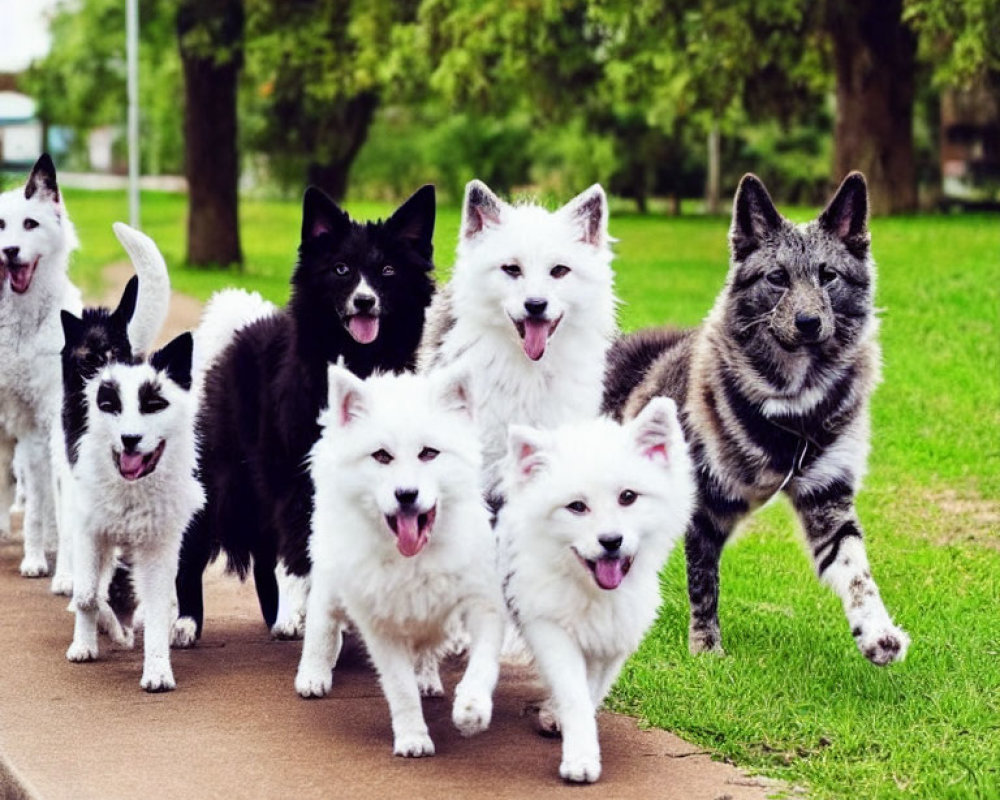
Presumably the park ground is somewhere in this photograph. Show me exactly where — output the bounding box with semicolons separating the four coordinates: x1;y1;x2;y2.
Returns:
51;189;1000;799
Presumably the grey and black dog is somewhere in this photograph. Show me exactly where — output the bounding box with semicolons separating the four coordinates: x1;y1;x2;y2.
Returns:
603;172;909;666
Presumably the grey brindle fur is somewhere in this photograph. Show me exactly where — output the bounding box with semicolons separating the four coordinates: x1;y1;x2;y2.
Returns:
603;172;909;666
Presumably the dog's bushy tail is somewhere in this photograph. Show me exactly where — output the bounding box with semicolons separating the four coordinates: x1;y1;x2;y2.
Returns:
601;328;688;420
112;222;171;354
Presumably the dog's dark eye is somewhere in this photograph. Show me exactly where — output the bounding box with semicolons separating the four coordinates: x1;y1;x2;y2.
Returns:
372;449;393;464
550;264;571;279
382;264;395;277
0;219;5;230
566;500;589;514
819;263;838;285
334;262;350;277
618;489;638;507
140;396;169;414
418;447;439;462
501;264;522;278
96;382;122;415
766;269;790;288
23;218;38;231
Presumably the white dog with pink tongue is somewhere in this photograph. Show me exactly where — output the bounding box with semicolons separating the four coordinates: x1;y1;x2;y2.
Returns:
496;397;696;783
296;365;504;758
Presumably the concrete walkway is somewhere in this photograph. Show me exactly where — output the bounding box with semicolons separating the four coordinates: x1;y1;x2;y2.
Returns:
0;267;781;800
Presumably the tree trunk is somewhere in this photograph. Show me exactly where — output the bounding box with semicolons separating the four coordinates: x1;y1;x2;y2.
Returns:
304;93;378;201
177;0;243;268
827;0;917;214
705;122;721;215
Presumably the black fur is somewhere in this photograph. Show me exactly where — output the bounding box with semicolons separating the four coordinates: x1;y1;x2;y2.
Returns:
176;185;436;638
60;278;138;465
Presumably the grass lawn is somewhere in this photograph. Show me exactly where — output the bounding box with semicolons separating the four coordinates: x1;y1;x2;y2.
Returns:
64;187;999;800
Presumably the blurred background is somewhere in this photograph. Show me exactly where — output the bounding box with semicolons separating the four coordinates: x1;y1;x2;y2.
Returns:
0;0;997;268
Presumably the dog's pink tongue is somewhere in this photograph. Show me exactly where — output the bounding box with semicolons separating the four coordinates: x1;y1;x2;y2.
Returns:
348;315;380;344
395;514;427;557
522;319;549;361
119;452;145;480
594;558;625;590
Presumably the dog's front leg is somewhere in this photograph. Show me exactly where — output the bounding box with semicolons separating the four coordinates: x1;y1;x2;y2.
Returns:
18;433;54;577
587;653;628;710
66;531;107;662
789;479;909;666
521;618;600;783
452;598;503;737
0;430;15;539
295;568;344;698
358;622;433;757
133;542;181;691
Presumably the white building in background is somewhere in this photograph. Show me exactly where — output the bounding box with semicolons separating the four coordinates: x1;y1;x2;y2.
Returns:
0;91;42;168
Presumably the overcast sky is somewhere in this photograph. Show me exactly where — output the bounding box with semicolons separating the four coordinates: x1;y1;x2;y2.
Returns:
0;0;61;74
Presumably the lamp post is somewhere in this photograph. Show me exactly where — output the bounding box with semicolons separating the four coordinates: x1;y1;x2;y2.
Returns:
126;0;139;228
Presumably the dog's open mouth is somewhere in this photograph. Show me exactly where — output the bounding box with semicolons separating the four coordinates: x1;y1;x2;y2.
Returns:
346;313;380;344
114;441;166;481
386;506;437;557
7;258;39;295
574;549;633;591
512;315;562;361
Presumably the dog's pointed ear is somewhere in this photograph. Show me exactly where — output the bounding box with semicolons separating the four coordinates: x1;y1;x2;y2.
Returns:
150;332;194;391
326;364;367;426
301;187;351;244
630;397;682;466
462;180;503;239
111;276;139;328
560;184;608;247
386;185;435;258
819;172;870;258
60;310;84;347
507;425;551;483
25;153;60;203
435;369;473;420
730;174;782;262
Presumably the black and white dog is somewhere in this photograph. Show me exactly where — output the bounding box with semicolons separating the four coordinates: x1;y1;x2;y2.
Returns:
173;185;436;646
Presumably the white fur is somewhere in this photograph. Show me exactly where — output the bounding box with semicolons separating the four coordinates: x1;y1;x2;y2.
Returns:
497;398;696;782
192;288;278;390
50;223;173;596
295;366;504;757
419;181;617;495
66;354;203;691
0;164;82;576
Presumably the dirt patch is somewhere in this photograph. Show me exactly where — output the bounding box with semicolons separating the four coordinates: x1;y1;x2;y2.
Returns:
928;488;1000;549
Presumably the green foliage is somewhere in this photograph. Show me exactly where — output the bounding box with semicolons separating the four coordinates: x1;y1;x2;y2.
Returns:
904;0;1000;88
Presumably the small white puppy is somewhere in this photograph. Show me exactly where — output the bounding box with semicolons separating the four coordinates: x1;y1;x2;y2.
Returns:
497;398;696;783
296;365;504;757
66;333;203;692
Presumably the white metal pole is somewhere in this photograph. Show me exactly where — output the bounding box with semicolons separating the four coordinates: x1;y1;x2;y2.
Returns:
126;0;140;228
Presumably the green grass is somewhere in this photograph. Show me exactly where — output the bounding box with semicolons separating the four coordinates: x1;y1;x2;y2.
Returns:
64;188;1000;800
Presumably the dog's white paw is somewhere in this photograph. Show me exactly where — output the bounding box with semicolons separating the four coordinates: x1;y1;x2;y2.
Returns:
560;751;601;783
50;572;73;596
270;615;305;640
19;553;49;578
66;640;98;662
452;691;492;737
855;622;910;666
170;617;198;649
537;700;561;737
295;667;333;699
417;662;444;698
140;666;176;693
393;732;435;758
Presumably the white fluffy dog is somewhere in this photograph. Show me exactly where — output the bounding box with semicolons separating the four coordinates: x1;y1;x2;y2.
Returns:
0;155;82;575
67;333;203;692
296;365;504;757
419;180;617;499
497;397;696;783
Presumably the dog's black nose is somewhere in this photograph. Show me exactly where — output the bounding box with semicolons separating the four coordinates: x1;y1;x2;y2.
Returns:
598;534;623;554
524;298;548;317
121;435;142;453
353;294;376;313
795;312;822;339
395;488;419;507
3;246;19;262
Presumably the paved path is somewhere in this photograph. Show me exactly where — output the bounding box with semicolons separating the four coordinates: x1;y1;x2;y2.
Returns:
0;267;781;800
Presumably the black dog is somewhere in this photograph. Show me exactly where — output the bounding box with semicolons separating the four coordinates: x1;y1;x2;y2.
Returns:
174;185;436;643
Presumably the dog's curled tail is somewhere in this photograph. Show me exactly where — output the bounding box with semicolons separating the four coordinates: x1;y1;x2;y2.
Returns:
112;222;171;355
